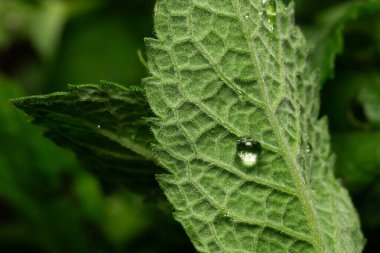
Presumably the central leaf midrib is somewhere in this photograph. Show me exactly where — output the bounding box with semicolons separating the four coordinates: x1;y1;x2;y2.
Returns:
230;0;326;251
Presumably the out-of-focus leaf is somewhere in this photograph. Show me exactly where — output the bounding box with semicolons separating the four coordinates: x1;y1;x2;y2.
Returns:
0;76;179;250
28;1;66;60
51;15;144;87
323;72;380;131
0;77;80;197
13;82;162;194
333;131;380;229
72;174;104;222
359;183;380;228
324;72;380;182
358;74;380;127
29;0;104;60
0;76;106;253
341;17;380;68
102;192;151;246
0;1;33;50
324;72;380;232
306;0;380;84
333;132;380;192
0;0;104;59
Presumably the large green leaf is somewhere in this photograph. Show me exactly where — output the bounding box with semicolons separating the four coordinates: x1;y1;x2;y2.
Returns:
144;0;363;252
13;82;161;194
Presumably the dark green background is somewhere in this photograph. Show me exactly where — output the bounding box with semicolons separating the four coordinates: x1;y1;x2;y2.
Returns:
0;0;379;252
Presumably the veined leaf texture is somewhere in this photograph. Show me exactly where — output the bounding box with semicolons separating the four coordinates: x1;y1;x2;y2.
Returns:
144;0;364;252
13;83;161;194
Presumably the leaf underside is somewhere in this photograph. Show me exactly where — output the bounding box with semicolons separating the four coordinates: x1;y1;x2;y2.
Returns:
144;0;363;252
13;82;161;194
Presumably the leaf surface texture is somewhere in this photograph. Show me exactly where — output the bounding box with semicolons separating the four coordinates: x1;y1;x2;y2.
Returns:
13;82;160;193
144;0;364;252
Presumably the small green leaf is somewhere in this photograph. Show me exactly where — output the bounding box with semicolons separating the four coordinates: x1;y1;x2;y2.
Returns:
13;82;161;194
145;0;363;252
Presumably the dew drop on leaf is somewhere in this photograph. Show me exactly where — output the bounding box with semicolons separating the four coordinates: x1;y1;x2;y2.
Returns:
262;0;277;31
236;137;262;168
266;0;277;16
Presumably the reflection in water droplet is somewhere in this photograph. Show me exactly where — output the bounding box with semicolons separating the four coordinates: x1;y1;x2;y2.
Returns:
306;143;313;154
266;2;276;16
236;138;262;168
262;0;277;31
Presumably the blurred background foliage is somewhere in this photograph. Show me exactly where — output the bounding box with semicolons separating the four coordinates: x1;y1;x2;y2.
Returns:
0;0;379;252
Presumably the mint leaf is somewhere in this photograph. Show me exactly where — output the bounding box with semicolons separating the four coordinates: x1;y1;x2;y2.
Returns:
145;0;363;252
306;0;380;84
13;82;161;194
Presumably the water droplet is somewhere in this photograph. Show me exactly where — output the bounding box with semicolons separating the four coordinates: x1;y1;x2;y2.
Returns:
306;143;313;154
266;2;276;16
236;137;262;168
262;0;277;31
